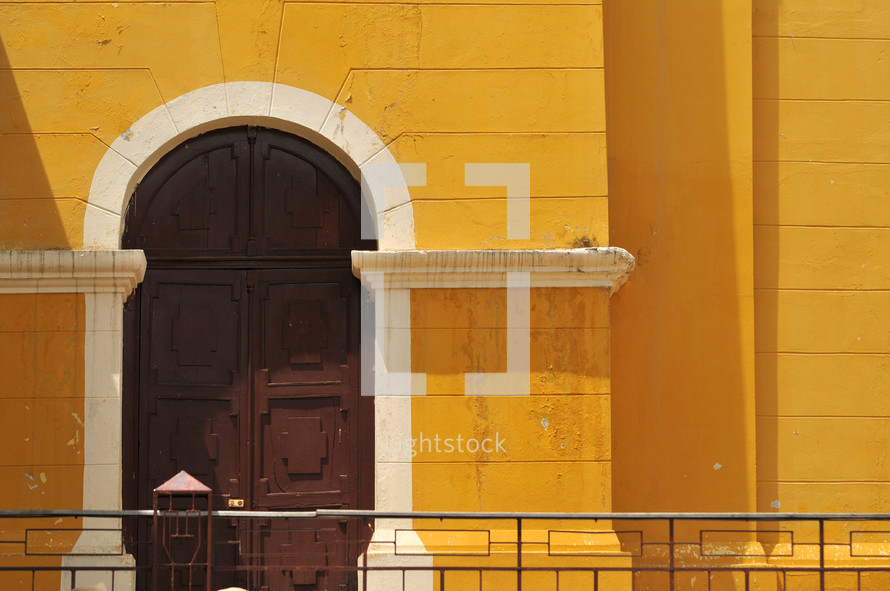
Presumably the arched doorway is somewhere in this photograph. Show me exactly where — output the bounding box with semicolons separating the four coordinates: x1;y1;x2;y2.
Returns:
122;126;375;590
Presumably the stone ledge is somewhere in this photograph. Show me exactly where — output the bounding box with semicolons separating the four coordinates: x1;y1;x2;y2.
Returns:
352;248;635;292
0;250;147;295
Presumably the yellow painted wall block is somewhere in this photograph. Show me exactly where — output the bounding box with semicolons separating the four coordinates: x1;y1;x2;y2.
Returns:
0;294;37;332
34;332;85;399
756;353;890;416
212;0;281;82
0;3;223;100
530;328;610;395
277;3;421;100
0;333;36;399
410;288;608;330
0;69;165;146
413;461;611;511
410;327;609;392
0;399;83;466
754;227;890;290
755;291;890;353
753;0;890;38
419;5;603;69
754;162;890;227
754;100;890;163
34;293;81;333
0;466;84;510
755;482;890;513
385;133;608;200
0;400;34;466
336;69;606;143
411;288;506;329
755;38;890;100
0;198;85;250
413;196;609;250
410;395;610;462
530;288;610;329
757;417;890;481
412;327;506;375
0;134;105;201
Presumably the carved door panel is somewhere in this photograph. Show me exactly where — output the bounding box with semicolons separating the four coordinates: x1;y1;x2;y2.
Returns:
251;270;360;590
137;269;248;588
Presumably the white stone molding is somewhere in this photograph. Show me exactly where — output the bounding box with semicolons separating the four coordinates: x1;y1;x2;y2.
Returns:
0;250;146;295
352;247;636;293
85;82;416;251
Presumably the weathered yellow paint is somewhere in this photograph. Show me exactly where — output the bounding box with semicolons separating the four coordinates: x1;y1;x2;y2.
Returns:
277;4;421;99
216;0;283;81
413;461;611;512
411;395;611;463
335;69;606;144
413;197;609;250
0;135;105;200
410;288;610;329
0;69;165;145
385;133;608;200
0;3;223;99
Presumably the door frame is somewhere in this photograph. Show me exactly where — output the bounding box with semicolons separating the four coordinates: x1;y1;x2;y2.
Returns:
120;124;378;590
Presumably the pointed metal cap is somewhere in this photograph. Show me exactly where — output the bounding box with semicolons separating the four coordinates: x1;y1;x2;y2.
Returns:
154;470;212;493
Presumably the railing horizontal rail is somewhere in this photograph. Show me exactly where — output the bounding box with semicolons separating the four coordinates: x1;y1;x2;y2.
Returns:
5;510;890;520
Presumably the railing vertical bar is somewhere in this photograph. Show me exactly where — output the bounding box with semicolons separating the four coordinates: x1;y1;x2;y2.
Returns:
439;567;445;591
517;516;523;591
819;518;825;591
363;541;368;591
669;518;675;591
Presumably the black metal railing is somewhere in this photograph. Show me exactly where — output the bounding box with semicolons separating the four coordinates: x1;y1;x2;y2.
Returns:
4;510;890;590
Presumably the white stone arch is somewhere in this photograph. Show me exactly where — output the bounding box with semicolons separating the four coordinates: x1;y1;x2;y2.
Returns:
85;81;415;250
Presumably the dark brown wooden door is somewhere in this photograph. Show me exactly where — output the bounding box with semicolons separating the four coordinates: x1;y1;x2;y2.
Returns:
123;127;373;591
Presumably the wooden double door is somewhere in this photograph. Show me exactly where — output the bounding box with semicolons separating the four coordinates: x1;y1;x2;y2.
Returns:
122;127;373;591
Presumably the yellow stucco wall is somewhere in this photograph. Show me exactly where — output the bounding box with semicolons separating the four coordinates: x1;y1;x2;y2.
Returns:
0;1;607;252
753;0;890;513
0;293;85;588
605;0;890;567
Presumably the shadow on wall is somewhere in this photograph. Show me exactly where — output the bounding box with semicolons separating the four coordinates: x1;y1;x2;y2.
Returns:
751;1;781;515
0;39;75;249
605;0;754;512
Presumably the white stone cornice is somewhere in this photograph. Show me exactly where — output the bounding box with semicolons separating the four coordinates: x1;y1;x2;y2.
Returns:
351;248;635;293
0;250;147;296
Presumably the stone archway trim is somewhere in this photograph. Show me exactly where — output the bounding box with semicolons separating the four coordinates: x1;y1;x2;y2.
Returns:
84;81;415;251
